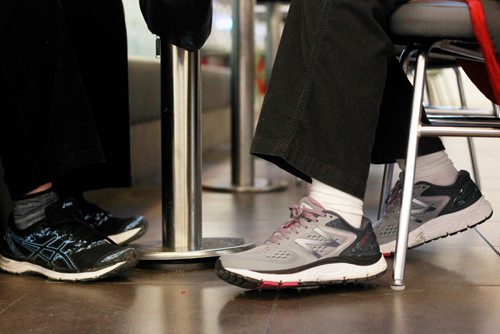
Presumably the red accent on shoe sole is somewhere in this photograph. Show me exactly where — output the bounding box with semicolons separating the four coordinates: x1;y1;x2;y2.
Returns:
259;281;299;289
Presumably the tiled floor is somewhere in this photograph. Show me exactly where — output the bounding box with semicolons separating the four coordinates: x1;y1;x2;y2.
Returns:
0;138;499;334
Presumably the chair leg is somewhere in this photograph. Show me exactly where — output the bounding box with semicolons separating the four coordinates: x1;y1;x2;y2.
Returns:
378;163;395;220
391;46;430;291
378;47;415;222
453;67;482;189
467;138;481;189
493;103;500;118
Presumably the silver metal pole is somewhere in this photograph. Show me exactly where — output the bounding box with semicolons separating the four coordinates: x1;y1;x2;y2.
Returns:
400;48;415;74
265;2;282;80
162;46;202;251
494;103;500;118
453;67;481;189
377;164;395;220
231;0;256;188
467;137;480;188
420;126;500;137
203;0;287;193
138;41;255;262
392;47;429;290
426;106;493;116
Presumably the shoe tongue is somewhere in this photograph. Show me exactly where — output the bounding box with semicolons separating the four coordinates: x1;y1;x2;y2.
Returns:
265;197;324;245
299;197;325;211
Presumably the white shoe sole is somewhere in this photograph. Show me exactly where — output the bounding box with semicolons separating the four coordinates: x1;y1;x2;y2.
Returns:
380;196;493;254
222;256;387;288
0;255;136;282
108;227;143;245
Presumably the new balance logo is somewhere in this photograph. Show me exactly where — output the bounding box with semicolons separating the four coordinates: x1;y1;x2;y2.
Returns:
295;228;340;258
411;198;436;223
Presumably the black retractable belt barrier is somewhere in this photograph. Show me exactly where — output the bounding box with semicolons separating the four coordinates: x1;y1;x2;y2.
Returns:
138;0;254;262
139;0;212;52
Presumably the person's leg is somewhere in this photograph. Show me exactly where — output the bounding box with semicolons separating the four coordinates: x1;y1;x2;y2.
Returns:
0;0;145;245
12;183;58;230
52;0;147;245
252;0;407;199
217;0;406;289
0;0;138;281
54;0;131;194
0;0;105;199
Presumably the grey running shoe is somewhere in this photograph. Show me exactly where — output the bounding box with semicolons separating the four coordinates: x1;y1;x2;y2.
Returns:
374;170;493;255
215;197;387;289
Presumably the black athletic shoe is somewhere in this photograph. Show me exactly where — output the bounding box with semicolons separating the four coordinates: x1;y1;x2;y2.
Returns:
0;198;139;282
75;197;148;245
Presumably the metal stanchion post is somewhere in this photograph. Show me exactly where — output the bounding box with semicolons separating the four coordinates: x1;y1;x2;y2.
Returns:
203;0;288;193
265;2;282;80
138;41;254;262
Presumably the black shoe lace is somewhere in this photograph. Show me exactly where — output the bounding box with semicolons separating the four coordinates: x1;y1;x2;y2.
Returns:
78;201;112;227
45;203;105;242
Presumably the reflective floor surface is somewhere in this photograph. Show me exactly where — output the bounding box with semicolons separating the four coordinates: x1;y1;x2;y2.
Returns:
1;137;499;334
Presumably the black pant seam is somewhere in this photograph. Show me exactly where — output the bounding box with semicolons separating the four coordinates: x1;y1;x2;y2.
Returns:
277;0;333;152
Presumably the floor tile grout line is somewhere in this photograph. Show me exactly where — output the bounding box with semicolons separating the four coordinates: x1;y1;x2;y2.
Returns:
264;292;280;334
474;228;500;256
474;285;500;287
0;295;26;316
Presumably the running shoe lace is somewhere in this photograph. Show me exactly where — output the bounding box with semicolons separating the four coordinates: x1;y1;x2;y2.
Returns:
80;202;112;227
268;203;325;244
45;203;104;242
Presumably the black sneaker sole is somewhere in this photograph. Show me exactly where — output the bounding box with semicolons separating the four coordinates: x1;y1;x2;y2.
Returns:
0;248;139;282
215;257;387;290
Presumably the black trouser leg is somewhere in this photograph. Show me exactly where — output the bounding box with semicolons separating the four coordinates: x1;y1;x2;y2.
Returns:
251;0;443;199
54;0;132;194
0;0;103;199
371;58;444;163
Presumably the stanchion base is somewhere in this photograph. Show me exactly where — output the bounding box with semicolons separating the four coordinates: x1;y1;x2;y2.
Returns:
203;177;288;193
390;283;406;291
136;237;255;261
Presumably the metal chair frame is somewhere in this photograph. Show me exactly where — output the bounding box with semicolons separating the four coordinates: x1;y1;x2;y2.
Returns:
380;39;500;290
377;47;500;221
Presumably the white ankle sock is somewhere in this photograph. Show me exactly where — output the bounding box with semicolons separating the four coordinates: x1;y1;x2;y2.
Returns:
309;179;364;228
396;151;458;186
